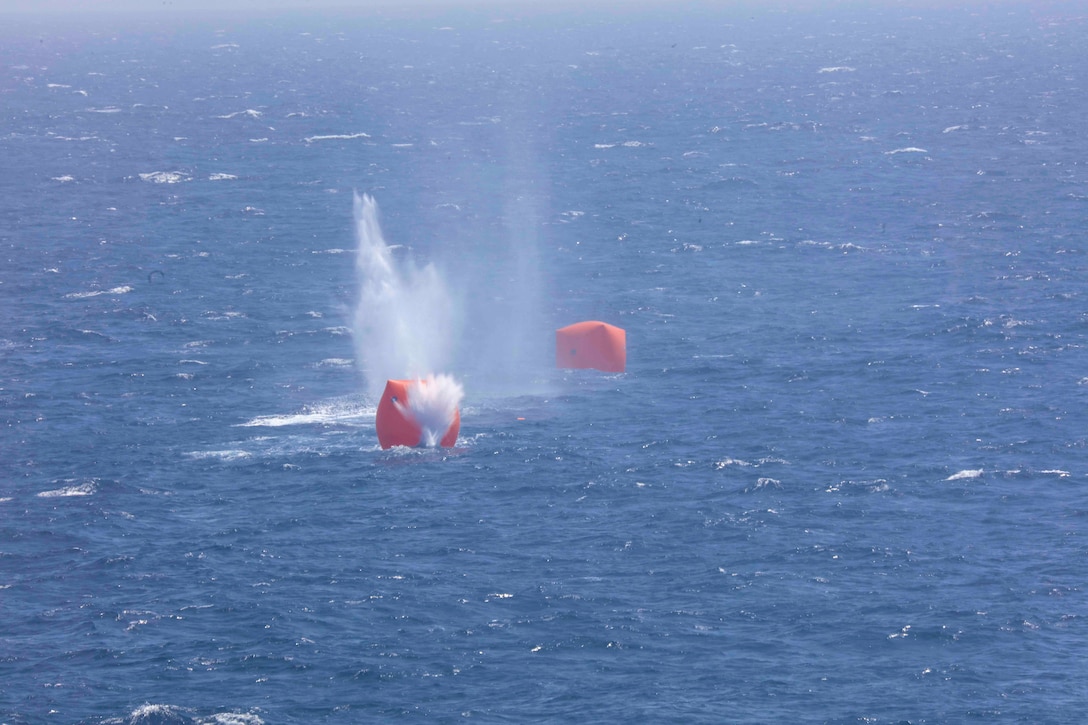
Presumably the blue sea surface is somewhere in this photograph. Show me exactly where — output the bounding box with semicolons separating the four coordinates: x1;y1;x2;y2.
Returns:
2;2;1087;723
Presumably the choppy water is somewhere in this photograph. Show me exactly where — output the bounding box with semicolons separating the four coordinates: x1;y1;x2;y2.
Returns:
2;3;1087;723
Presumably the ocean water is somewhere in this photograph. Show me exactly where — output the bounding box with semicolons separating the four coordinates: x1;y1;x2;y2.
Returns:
2;2;1087;723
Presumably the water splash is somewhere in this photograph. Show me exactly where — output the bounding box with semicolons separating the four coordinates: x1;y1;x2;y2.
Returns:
352;192;457;401
402;374;464;447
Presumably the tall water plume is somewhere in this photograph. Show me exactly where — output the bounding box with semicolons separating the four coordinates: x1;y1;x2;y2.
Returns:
352;192;459;409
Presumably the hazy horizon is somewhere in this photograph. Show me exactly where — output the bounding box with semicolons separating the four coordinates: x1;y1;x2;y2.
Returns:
0;0;562;16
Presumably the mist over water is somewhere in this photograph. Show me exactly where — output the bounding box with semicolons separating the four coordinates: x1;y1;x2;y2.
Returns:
442;187;553;398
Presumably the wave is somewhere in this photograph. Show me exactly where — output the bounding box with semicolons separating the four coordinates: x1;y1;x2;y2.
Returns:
200;310;246;320
64;286;133;299
217;109;262;119
237;400;374;428
313;358;353;368
946;469;983;481
184;449;253;461
304;132;371;143
594;140;646;148
38;480;96;497
140;171;190;184
99;703;263;725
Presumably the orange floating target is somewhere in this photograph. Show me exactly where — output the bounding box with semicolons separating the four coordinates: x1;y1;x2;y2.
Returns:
375;378;461;449
555;321;626;373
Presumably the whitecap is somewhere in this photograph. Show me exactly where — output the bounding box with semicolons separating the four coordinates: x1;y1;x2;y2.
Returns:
52;175;75;182
943;125;969;133
237;400;374;428
239;413;325;427
304;132;371;143
314;358;352;368
819;66;856;73
139;171;189;184
594;143;616;149
201;310;246;320
87;106;122;113
208;173;237;181
114;704;188;723
207;710;265;723
946;469;983;481
217;109;262;119
64;286;133;299
885;147;928;155
38;481;96;497
185;449;253;461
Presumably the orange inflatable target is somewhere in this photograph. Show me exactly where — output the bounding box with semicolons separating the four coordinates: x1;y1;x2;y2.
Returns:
375;379;461;449
556;321;626;373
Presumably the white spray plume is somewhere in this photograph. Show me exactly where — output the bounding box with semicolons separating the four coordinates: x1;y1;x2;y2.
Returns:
402;374;464;447
352;192;457;401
